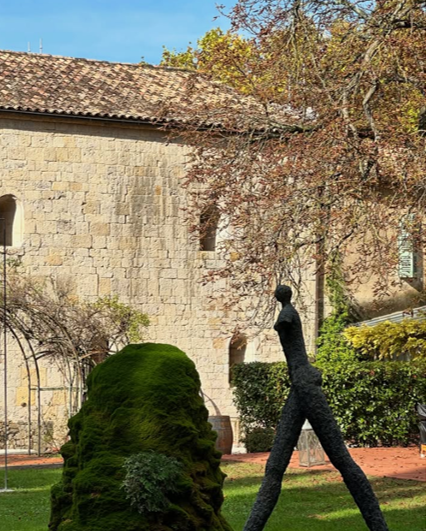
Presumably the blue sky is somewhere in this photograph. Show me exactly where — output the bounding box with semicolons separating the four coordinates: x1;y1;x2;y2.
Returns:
0;0;231;65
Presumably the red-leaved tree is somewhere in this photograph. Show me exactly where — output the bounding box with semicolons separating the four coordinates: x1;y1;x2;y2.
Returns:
161;0;426;324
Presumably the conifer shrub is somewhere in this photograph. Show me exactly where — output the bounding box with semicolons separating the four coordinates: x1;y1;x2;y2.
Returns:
49;343;232;531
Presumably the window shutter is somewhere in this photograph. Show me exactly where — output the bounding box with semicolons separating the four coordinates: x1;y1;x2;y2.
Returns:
398;214;417;278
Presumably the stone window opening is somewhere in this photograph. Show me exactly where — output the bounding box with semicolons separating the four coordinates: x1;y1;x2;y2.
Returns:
229;334;247;386
200;206;220;252
0;194;23;247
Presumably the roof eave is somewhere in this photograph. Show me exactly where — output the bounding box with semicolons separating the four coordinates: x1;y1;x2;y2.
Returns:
0;107;169;128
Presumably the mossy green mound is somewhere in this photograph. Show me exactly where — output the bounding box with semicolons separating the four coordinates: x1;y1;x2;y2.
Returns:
49;343;233;531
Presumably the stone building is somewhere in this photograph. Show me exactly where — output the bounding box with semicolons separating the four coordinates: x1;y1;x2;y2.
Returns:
0;50;422;452
0;50;294;451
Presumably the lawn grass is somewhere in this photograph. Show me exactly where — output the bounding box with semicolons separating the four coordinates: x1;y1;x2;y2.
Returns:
221;462;426;531
0;468;61;531
0;463;424;531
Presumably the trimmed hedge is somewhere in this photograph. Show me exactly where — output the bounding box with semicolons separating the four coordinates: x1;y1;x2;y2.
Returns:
232;360;426;447
243;427;275;453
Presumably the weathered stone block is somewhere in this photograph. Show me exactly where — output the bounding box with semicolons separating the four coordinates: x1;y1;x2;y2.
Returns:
72;234;93;248
98;277;112;296
46;254;64;266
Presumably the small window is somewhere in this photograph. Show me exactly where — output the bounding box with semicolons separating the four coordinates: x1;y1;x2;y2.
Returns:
200;206;219;251
0;195;23;247
229;334;247;385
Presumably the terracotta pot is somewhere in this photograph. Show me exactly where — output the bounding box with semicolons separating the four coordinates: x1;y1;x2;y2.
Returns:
208;415;233;455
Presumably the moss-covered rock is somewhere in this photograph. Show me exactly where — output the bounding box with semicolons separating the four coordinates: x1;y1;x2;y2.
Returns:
49;343;233;531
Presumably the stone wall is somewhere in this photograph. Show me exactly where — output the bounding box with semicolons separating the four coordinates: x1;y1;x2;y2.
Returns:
0;420;54;453
0;113;314;449
0;342;78;450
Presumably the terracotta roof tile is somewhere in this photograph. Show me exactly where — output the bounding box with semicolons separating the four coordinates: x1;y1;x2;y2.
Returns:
0;50;247;127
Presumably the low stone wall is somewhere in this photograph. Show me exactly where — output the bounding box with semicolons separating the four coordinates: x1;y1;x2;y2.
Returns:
0;420;55;452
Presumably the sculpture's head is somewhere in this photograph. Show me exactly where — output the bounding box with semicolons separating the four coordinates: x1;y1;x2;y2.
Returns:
275;285;292;304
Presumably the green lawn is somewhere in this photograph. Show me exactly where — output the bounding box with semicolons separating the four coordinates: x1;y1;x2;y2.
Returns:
0;463;424;531
221;462;426;531
0;468;60;531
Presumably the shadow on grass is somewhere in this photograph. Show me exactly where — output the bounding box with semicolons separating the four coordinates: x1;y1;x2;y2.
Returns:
0;465;423;531
222;467;425;531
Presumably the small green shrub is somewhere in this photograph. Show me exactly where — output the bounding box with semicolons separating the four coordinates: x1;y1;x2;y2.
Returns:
93;295;150;343
121;451;183;514
243;427;275;453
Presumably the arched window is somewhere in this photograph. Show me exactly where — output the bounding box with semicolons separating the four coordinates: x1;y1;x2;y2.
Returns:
0;195;23;247
200;206;219;252
229;334;247;385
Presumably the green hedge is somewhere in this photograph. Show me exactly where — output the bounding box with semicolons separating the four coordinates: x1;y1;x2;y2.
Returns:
232;360;426;447
243;427;275;453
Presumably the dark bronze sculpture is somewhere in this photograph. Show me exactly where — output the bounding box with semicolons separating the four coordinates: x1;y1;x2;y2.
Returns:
243;285;389;531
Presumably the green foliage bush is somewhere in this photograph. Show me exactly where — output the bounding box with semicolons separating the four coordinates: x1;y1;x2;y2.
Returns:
93;295;150;343
344;318;426;361
232;362;290;430
232;360;426;447
122;451;183;513
50;343;232;531
323;360;426;446
316;312;368;365
243;427;275;453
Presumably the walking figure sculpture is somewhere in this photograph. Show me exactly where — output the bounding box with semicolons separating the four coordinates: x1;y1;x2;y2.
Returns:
243;285;389;531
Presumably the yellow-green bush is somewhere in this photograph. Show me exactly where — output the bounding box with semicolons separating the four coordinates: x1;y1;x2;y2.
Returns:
344;318;426;361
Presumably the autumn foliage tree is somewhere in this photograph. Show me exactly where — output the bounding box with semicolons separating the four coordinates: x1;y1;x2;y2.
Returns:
160;0;426;324
161;28;257;93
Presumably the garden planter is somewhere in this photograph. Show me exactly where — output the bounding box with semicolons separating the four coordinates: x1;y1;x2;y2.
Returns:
208;415;233;455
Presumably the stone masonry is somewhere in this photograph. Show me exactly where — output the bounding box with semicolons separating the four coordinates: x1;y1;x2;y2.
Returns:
0;113;314;450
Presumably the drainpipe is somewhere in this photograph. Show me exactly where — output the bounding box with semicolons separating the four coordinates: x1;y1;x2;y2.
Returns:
313;244;325;354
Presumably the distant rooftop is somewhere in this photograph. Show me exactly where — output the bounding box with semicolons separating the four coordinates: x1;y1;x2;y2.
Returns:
356;306;426;327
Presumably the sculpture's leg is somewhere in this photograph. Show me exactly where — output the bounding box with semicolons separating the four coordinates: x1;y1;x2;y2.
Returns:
296;381;389;531
243;386;305;531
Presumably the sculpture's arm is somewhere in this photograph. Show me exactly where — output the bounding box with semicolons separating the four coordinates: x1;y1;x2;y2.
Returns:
273;308;293;332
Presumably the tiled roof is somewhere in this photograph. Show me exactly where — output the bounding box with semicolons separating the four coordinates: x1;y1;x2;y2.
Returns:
0;50;249;127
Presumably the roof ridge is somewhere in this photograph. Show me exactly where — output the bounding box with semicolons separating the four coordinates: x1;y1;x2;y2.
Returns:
0;49;197;74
